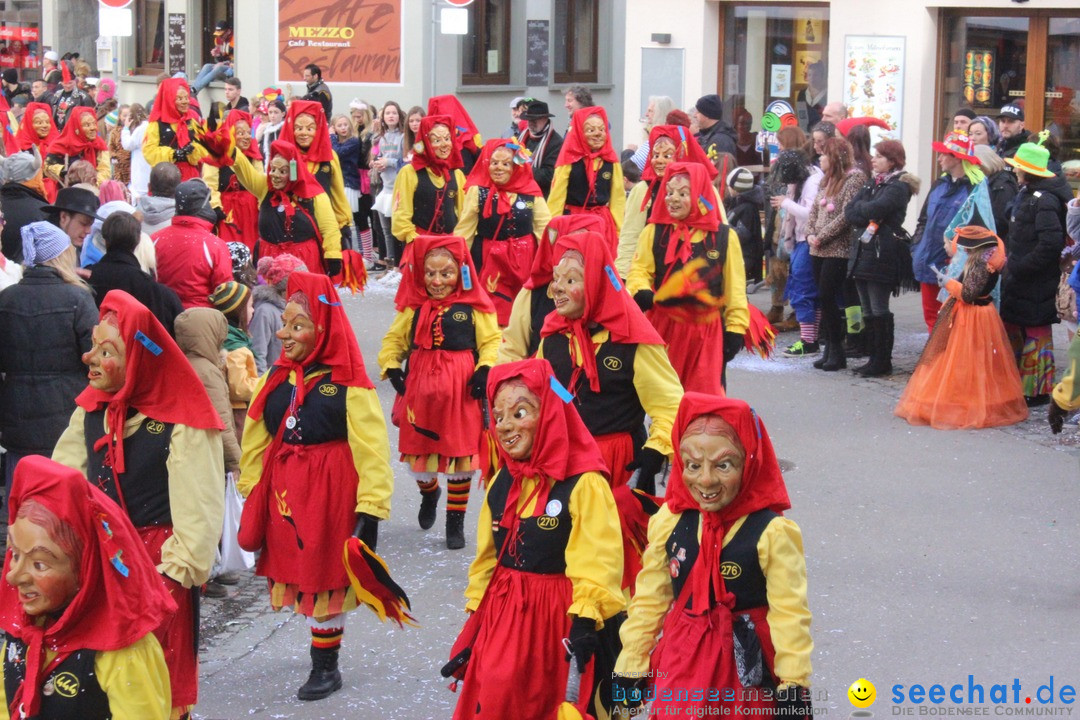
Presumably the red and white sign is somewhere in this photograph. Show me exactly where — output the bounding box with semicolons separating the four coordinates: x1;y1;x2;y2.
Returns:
99;0;134;8
444;0;475;6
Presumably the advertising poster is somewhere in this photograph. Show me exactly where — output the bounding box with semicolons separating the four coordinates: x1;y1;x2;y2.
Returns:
963;48;994;107
277;0;402;84
0;26;39;69
770;64;791;98
843;35;905;138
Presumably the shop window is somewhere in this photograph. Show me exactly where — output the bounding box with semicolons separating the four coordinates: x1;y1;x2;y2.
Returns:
462;0;510;86
553;0;598;84
720;4;829;136
201;0;234;67
135;0;165;73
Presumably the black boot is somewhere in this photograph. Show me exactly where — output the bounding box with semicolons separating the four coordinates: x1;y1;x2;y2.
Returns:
861;313;894;377
446;510;466;550
853;316;878;375
418;485;441;530
844;330;869;358
812;344;829;369
297;646;343;701
821;337;847;371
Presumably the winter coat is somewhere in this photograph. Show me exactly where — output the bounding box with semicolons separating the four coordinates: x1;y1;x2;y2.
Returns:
986;169;1018;239
997;132;1029;161
0;181;48;263
0;266;97;455
152;215;234;308
88;249;184;335
173;307;242;471
331;135;362;191
807;169;866;259
911;174;973;285
726;186;764;265
1067;199;1080;243
695;119;737;159
1000;173;1073;327
249;283;285;374
779;166;824;246
520;124;563;199
846;171;920;287
136;194;176;236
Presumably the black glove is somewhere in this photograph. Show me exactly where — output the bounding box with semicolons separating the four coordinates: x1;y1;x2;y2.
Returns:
469;365;490;399
387;368;406;395
776;685;813;718
610;673;647;710
173;143;195;162
324;258;342;277
352;512;379;551
564;616;599;673
214;206;227;225
633;290;654;312
723;331;745;363
1049;401;1068;435
626;447;665;488
339;225;353;249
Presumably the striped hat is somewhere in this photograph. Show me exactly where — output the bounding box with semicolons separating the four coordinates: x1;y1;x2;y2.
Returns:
726;167;755;194
208;280;251;316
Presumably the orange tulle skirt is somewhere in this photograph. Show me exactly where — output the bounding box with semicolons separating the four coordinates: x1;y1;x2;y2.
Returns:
895;299;1029;430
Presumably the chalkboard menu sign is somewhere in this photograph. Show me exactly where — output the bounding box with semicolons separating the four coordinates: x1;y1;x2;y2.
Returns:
526;19;548;87
168;13;186;76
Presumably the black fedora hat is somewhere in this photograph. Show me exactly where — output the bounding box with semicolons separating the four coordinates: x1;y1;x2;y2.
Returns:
521;100;555;120
41;187;103;220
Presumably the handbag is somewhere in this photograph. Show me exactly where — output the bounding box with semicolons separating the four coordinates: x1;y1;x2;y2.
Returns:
220;472;256;571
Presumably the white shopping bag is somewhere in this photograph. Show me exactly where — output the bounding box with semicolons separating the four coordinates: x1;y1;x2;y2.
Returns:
219;472;255;572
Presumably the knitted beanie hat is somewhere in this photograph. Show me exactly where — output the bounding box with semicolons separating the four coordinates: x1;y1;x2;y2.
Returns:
726;167;755;194
21;221;71;267
257;253;307;288
208;280;251;315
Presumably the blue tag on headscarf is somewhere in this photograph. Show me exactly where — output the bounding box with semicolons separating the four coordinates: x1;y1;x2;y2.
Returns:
461;264;473;290
317;293;341;307
548;375;574;404
604;265;622;292
134;331;163;356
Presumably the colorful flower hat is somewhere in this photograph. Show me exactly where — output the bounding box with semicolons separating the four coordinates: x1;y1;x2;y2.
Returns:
931;131;980;164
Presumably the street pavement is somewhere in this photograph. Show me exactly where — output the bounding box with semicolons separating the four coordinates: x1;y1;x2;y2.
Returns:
193;279;1080;720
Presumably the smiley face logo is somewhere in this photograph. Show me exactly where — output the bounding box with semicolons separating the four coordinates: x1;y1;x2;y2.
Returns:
848;678;876;708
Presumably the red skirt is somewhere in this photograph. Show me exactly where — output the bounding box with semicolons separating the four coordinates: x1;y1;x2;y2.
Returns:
139;526;199;710
257;237;325;275
651;604;776;715
453;569;592;720
480;234;536;325
254;439;358;593
594;432;652;593
220;189;259;252
647;305;726;395
178;159;201;182
400;348;482;460
566;204;618;256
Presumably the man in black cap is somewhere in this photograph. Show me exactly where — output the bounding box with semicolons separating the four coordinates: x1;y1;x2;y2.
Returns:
996;103;1029;162
1;69;29;105
517;100;564;198
302;63;333;119
693;93;737;159
192;20;235;95
41;186;100;256
952;108;976;133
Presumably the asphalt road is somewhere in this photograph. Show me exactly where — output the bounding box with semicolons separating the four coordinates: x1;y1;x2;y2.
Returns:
193;279;1080;720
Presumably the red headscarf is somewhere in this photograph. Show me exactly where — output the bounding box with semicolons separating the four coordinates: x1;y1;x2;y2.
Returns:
45;106;107;166
648;161;722;267
426;94;483;157
486;358;608;526
74;291;223;475
397;234;495;347
263;139;325;232
410;114;463;180
148;77;199;147
555;106;618;199
248;271;374;420
0;456;177;718
15;102;57;152
206;108;261;165
279;99;334;163
525;214;612;290
541;231;663;393
665;393;790;613
641;124;719;183
0;94;15;155
465;138;542;218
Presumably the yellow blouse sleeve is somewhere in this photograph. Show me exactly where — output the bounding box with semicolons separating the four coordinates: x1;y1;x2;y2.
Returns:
453;185;481;248
345;385;395;519
225;347;260;405
391;165;420;244
531;196;552;240
474;310;501;368
615;505;679;674
237;372;272;497
161;423;225;587
453;169;468;219
1052;332;1080;412
546;164;571;217
565;471;626;626
617;182;650;278
96;151;111;186
0;643;7;720
95;633;172;720
626;224;658;296
230;149;268;202
203;163;222;209
722;227;750;334
51;407;89;477
464;481;497;612
607;159;625;234
497;288;534;364
632;343;683;457
759;516;814;688
378;307;415;376
313;193;343;260
185;122;210;166
141;121;173;167
327;153;351;229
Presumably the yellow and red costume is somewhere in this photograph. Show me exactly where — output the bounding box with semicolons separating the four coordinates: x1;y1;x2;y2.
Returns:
45;106;109;186
278;100;351;235
15;101;59;201
143;78;208;181
203;109;262;251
